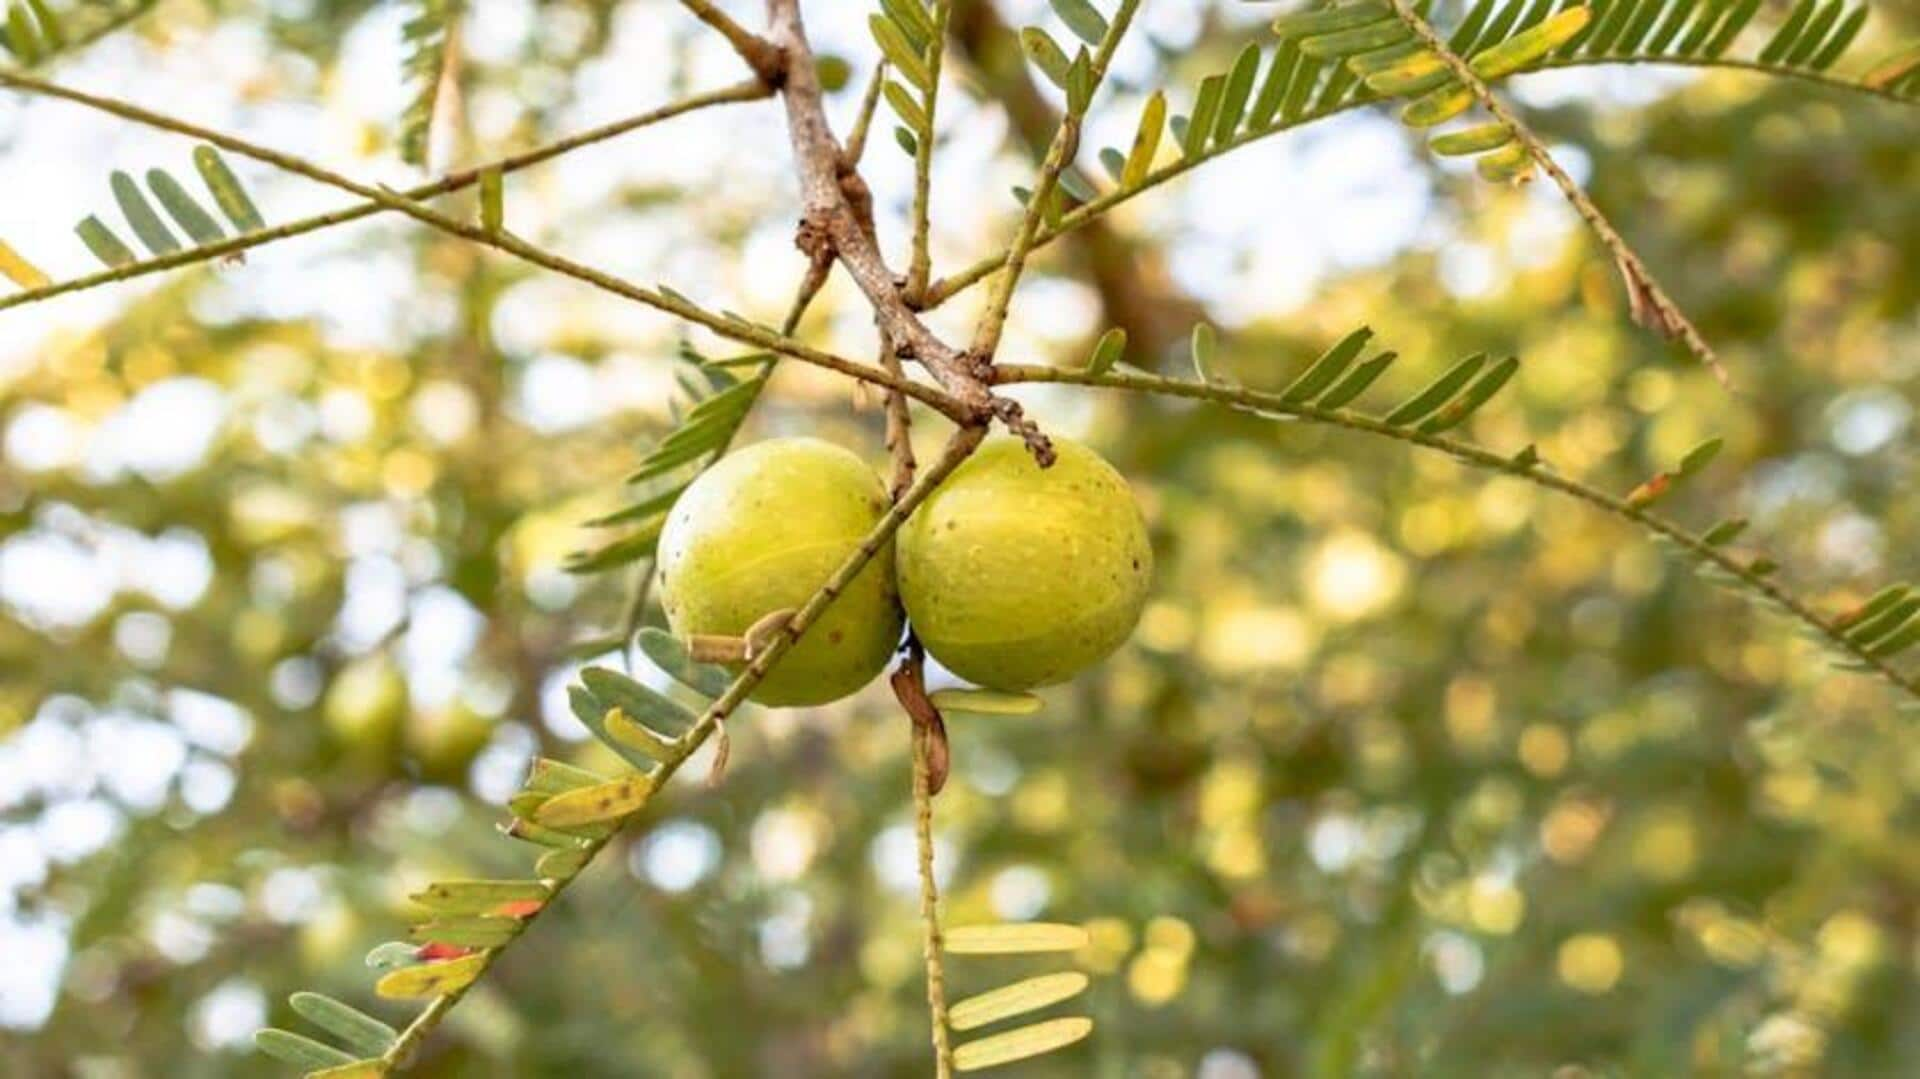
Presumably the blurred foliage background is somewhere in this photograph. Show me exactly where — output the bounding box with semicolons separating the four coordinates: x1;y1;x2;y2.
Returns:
1;0;1916;1075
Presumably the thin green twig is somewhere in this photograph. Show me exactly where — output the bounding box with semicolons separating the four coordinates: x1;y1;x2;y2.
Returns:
911;715;953;1078
993;363;1920;705
905;0;953;303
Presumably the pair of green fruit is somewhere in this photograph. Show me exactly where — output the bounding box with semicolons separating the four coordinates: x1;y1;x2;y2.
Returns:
657;436;1154;706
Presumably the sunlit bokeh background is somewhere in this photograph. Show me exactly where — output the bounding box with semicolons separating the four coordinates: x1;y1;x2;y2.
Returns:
2;0;1916;1074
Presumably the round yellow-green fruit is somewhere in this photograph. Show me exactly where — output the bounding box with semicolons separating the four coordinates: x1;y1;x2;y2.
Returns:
897;436;1152;690
658;437;904;707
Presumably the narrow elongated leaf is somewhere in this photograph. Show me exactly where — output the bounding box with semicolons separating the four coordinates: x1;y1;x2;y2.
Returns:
1051;0;1108;46
950;972;1090;1031
1317;351;1398;409
1120;91;1165;188
501;816;584;847
1272;4;1389;40
637;627;734;697
364;941;420;971
1643;0;1702;54
1475;140;1534;183
1385;353;1489;426
288;993;398;1057
581;666;697;731
930;688;1044;715
75;216;137;268
881;0;934;50
1867;618;1920;658
1281;327;1373;404
1021;26;1073;90
1190;322;1219;383
1098;146;1126;181
374;954;487;1000
1056;164;1096;203
22;0;61;49
253;1029;356;1070
1836;584;1910;629
1846;597;1920;644
533;773;656;829
1418;355;1517;432
1350;40;1426;76
112;170;182;255
523;757;607;796
870;15;931;91
954;1017;1094;1071
1758;0;1816;64
5;4;43;63
946;922;1091;954
1703;0;1760;58
410;879;549;912
1183;75;1224;159
1807;6;1864;70
604;707;679;758
1300;21;1410;60
1782;0;1841;67
536;846;591;877
1248;39;1302;129
0;238;49;289
1085;327;1126;376
1366;56;1454;98
883;79;928;132
1400;84;1474;127
1677;437;1724;477
1281;55;1324;121
1429;122;1511;155
1449;0;1501;52
1701;518;1748;546
408;915;522;948
1617;0;1667;54
1862;42;1920;90
564;524;663;574
1470;7;1592;77
147;169;226;245
192;146;266;231
1213;43;1262;145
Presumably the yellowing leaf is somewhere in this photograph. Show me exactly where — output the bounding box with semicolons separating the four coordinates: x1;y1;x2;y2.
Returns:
945;922;1091;954
949;972;1089;1031
373;953;486;1000
930;688;1043;716
532;773;655;829
304;1061;387;1079
0;238;50;290
1469;8;1592;79
953;1017;1094;1071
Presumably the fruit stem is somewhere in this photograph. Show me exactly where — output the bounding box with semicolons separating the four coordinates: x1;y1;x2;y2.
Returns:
910;694;955;1078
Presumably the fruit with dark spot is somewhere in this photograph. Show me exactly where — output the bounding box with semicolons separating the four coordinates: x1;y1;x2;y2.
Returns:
658;438;904;706
897;436;1152;690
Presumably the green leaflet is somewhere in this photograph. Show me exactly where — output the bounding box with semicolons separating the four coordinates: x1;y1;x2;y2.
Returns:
883;79;928;132
581;666;697;732
1782;0;1842;67
146;169;226;245
1701;518;1748;545
1846;597;1920;645
1183;75;1224;159
946;922;1091;954
410;879;550;912
253;1029;357;1070
1463;0;1525;55
1317;350;1398;409
1703;0;1760;59
870;15;931;91
75;216;137;268
523;757;607;796
5;3;42;63
1272;4;1389;41
373;953;488;1000
637;626;735;698
953;1017;1094;1072
407;915;523;948
364;941;421;971
1643;0;1702;55
1429;122;1512;156
288;992;399;1057
1085;327;1126;375
1837;584;1910;629
533;773;656;829
930;688;1044;715
111;170;182;255
1807;6;1865;71
1050;0;1108;46
1366;56;1454;98
949;972;1089;1031
400;0;458;166
1299;20;1410;61
1384;353;1489;426
1400;83;1474;127
1470;8;1593;79
880;0;933;50
1677;437;1724;477
1120;91;1165;188
306;1062;385;1079
1758;0;1818;65
1417;355;1518;432
22;0;61;49
603;707;679;759
1867;618;1920;658
1474;139;1534;182
193;146;266;232
1021;26;1073;90
1449;0;1500;53
1281;326;1374;403
1098;146;1126;182
1249;39;1302;129
1213;42;1262;146
536;846;591;877
1349;39;1427;76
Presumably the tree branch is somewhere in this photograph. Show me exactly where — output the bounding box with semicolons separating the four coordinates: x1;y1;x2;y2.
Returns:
0;75;772;314
993;363;1920;704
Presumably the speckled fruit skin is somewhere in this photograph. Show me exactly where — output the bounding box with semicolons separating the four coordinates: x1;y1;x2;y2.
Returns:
897;436;1152;690
658;438;904;707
